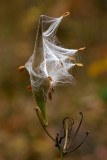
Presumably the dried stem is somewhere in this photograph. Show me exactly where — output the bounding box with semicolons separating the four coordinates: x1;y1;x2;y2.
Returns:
35;106;65;160
64;120;68;150
67;112;83;148
35;107;89;160
68;131;89;153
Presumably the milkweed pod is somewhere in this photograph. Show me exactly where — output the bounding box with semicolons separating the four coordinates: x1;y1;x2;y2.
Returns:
24;13;85;125
33;86;48;126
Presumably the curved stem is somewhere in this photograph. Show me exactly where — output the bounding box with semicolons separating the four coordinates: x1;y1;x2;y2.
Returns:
56;133;64;153
67;131;89;153
64;120;68;150
67;112;83;148
35;106;56;142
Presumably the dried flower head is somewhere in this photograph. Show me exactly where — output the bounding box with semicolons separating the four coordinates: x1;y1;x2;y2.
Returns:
19;12;85;125
55;112;90;155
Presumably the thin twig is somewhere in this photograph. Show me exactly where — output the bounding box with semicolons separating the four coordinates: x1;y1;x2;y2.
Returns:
67;131;89;153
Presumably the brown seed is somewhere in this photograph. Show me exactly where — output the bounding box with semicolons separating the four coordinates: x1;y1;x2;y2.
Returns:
59;60;64;66
75;63;83;67
26;85;32;90
48;76;54;82
78;47;86;51
62;11;70;17
68;56;75;60
18;66;25;71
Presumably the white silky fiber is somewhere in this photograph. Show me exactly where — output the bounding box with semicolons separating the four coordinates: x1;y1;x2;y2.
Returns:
25;14;81;98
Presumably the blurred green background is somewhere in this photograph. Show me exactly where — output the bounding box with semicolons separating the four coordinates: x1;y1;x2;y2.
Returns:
0;0;107;160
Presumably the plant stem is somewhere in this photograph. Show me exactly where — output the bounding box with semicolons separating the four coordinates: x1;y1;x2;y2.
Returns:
36;106;66;160
36;107;56;142
61;153;65;160
64;120;68;150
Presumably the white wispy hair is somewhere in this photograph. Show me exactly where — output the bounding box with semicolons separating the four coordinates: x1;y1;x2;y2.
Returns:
25;13;84;99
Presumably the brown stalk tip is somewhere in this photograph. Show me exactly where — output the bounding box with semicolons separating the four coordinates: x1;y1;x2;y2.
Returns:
68;56;75;60
75;63;83;67
18;66;25;71
48;76;54;82
62;11;70;17
78;47;86;51
26;85;32;91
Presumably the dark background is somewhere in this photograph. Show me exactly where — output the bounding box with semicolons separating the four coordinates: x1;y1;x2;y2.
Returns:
0;0;107;160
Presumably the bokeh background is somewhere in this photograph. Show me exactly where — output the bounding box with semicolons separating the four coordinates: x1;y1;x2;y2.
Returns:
0;0;107;160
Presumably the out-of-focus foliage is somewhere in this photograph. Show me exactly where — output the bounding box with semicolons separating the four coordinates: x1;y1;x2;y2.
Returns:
0;0;107;160
88;57;107;77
